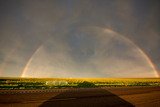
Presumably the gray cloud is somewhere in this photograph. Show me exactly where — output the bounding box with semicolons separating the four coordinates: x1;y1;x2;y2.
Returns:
22;27;156;78
0;0;159;77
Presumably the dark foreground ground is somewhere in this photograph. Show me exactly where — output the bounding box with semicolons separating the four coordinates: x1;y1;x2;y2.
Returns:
0;87;160;107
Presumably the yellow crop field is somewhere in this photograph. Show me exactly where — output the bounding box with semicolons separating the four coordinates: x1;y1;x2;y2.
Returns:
0;77;160;89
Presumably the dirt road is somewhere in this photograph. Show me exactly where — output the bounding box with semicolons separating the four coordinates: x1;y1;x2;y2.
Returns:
0;87;160;107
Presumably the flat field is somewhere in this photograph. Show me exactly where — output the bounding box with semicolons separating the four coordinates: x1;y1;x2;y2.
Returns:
0;78;160;89
0;86;160;107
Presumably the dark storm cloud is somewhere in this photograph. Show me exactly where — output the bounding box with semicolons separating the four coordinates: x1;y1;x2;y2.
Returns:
0;0;159;77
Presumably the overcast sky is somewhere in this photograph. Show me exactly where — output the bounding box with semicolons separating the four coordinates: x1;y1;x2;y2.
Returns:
0;0;160;78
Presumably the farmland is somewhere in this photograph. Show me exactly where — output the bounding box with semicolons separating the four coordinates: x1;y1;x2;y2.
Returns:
0;77;160;89
0;86;160;107
0;78;160;107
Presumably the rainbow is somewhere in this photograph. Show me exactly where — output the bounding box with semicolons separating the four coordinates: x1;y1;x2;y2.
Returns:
21;45;43;77
104;28;159;77
21;28;159;78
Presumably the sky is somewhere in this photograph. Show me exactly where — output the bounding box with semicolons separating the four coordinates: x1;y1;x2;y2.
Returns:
0;0;160;78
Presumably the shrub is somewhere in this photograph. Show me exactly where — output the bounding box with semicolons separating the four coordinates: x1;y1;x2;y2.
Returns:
77;81;96;88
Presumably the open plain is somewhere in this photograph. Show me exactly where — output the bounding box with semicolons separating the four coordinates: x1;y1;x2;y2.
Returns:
0;86;160;107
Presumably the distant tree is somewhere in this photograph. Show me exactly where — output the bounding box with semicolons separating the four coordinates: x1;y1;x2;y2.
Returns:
77;81;96;88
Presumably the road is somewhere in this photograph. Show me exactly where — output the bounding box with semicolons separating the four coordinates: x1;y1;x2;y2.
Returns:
0;87;160;107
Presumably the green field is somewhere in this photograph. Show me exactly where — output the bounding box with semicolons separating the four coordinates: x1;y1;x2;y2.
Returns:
0;77;160;89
